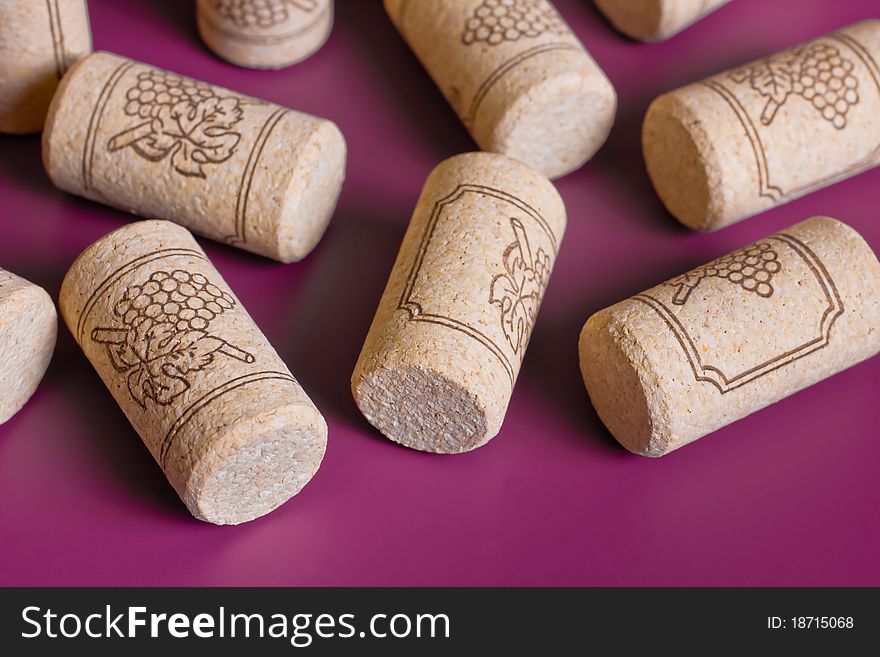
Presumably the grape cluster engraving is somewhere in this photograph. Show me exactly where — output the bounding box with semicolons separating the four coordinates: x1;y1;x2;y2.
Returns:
490;218;552;354
462;0;567;46
667;241;781;306
211;0;318;29
107;70;244;178
91;270;255;408
730;41;859;129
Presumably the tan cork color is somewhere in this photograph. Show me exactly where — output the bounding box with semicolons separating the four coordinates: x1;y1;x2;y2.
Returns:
579;216;880;457
644;19;880;231
0;0;92;134
42;51;347;263
594;0;730;42
352;152;566;454
0;268;57;425
384;0;617;180
59;220;327;525
196;0;333;70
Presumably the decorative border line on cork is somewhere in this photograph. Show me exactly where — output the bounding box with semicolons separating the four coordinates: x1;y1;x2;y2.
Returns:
463;42;581;127
82;60;135;193
226;107;290;246
393;1;580;128
158;370;299;468
635;233;844;393
200;3;331;46
46;0;68;79
700;33;880;203
398;184;557;386
80;60;287;247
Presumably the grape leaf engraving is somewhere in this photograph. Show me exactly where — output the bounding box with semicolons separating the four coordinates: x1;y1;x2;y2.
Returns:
490;217;551;354
462;0;567;46
730;42;859;129
667;241;781;306
91;270;255;408
107;70;244;178
212;0;318;29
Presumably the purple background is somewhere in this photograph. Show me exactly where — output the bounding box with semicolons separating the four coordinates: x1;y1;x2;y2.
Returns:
1;0;879;586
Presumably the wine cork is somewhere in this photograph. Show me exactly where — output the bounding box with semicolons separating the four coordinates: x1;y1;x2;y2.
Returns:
594;0;730;42
0;269;57;425
43;51;346;263
0;0;92;134
352;152;566;453
579;216;880;457
59;220;327;524
196;0;334;70
384;0;616;180
644;19;880;231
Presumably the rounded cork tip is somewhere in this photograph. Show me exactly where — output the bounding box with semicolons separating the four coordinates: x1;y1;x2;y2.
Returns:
493;70;617;180
579;310;673;457
643;93;721;231
352;364;493;455
186;408;328;525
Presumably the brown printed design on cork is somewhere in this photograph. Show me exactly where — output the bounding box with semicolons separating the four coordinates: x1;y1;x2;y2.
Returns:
701;31;880;204
72;250;297;465
45;52;345;263
636;233;844;393
203;0;328;45
398;184;557;385
46;0;71;79
79;59;286;247
386;0;616;180
197;0;332;69
61;221;325;524
91;269;253;409
106;70;246;179
68;243;300;472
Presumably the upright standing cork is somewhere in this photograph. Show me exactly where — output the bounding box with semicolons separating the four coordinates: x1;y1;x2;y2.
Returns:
384;0;616;180
0;269;57;425
352;152;566;453
579;216;880;457
43;51;346;263
594;0;730;42
644;19;880;231
60;221;327;524
0;0;91;134
197;0;334;70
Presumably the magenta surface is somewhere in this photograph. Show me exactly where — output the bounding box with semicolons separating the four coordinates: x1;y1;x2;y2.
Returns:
1;0;879;586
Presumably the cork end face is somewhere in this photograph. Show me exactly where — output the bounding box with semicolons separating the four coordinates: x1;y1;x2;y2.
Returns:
0;284;57;425
492;71;617;179
643;95;718;231
274;120;347;263
187;413;328;526
579;311;667;457
353;365;492;454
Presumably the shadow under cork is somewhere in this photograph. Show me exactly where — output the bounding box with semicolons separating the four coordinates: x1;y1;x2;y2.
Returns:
278;208;407;433
110;0;198;44
51;327;189;520
332;0;475;161
0;134;54;196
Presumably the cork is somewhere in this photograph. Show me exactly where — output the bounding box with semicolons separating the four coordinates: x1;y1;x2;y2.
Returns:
594;0;730;42
352;152;566;453
644;19;880;231
42;51;347;263
0;269;57;425
384;0;617;180
59;220;327;524
196;0;333;70
0;0;92;134
579;216;880;457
